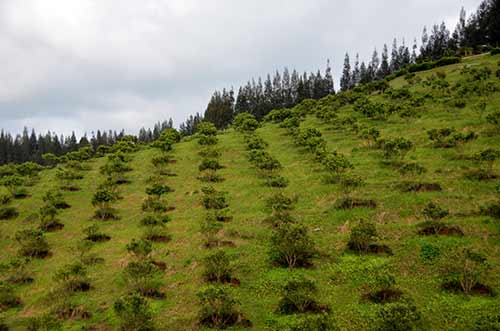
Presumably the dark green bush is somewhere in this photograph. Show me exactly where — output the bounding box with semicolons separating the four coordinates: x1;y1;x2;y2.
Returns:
53;263;91;292
269;224;316;268
202;250;233;283
480;201;500;219
377;298;421;331
114;294;155;331
440;247;490;295
83;224;111;242
123;261;163;298
15;229;50;258
198;158;223;172
233;112;260;132
42;190;70;209
0;207;18;221
145;183;173;198
127;239;153;260
0;282;21;310
348;219;377;253
197;286;242;329
435;57;461;67
245;135;268;150
201;187;229;210
264;175;289;188
197;122;218;136
490;47;500;55
277;277;325;314
266;193;295;214
140;214;171;227
266;313;338;331
423;202;449;221
142;226;171;243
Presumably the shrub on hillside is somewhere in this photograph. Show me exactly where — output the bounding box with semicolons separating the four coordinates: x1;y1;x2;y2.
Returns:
359;127;380;147
232;113;260;132
198;134;219;146
348;219;378;253
123;261;163;298
264;174;290;188
42;190;70;209
376;298;421;331
140;214;171;227
440;247;491;296
197;286;245;329
26;314;62;331
198;158;223;172
197;122;218;136
378;137;413;161
38;204;64;232
277;277;326;314
202;250;233;283
92;188;119;220
0;282;21;311
322;151;354;181
15;229;50;258
83;224;111;242
269;223;316;268
53;262;91;292
467;148;500;180
114;294;155;331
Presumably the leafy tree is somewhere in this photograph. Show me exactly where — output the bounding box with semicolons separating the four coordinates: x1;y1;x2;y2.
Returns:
114;294;155;331
197;286;242;329
277;277;324;314
269;224;316;268
348;219;378;253
440;247;490;295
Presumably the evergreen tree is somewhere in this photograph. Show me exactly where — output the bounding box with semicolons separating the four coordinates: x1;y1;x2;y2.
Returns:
378;44;391;79
340;53;351;92
351;54;360;87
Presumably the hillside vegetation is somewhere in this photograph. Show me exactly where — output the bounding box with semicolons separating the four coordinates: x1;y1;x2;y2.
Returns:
1;53;500;330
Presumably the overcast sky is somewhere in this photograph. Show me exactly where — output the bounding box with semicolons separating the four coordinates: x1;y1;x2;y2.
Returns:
0;0;481;137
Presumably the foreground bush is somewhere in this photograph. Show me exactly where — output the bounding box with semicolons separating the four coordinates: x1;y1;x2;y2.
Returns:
114;294;155;331
53;263;91;292
269;224;316;268
277;277;326;314
440;247;491;296
123;261;163;298
376;298;421;331
15;229;50;258
197;286;245;329
0;282;21;311
202;250;233;283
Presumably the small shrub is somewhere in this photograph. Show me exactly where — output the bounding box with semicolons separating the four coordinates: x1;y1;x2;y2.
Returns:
277;277;326;314
0;207;18;221
123;261;163;298
198;158;223;172
127;239;153;260
266;192;295;214
42;190;70;209
201;187;229;210
348;219;377;253
440;247;491;296
233;113;260;132
379;137;413;160
322;151;353;180
53;263;91;292
264;175;289;188
359;127;380;147
197;286;243;329
15;229;50;258
0;282;21;311
202;250;233;283
399;162;427;177
197;169;225;182
245;136;268;150
197;122;218;136
420;244;441;264
83;224;111;242
269;224;316;268
377;298;421;331
143;226;171;243
423;202;449;221
486;110;500;129
472;148;500;179
26;314;62;331
200;214;223;247
198;135;218;146
92;188;119;220
198;147;221;158
114;294;155;331
480;201;500;219
141;196;170;213
145;183;173;198
140;214;171;227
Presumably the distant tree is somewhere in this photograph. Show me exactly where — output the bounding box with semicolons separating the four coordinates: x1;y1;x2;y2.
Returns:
340;53;352;92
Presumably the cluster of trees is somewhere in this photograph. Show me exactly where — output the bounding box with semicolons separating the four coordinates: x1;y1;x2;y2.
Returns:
202;62;335;129
0;119;173;166
340;1;500;91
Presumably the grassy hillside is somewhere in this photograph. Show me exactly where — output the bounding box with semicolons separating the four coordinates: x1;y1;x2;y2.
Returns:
1;53;500;330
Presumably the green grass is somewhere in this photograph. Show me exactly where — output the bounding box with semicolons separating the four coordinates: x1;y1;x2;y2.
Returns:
1;53;500;330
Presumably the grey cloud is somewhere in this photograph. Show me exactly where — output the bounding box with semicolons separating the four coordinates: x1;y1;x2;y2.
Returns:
0;0;481;136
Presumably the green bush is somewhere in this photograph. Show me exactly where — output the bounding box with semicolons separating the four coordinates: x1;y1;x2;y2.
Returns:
348;219;377;253
202;250;233;283
480;201;500;219
264;175;290;188
198;158;223;172
201;187;229;210
15;229;50;258
377;298;421;331
0;207;18;221
197;122;218;136
114;294;155;331
233;112;260;132
245;135;268;150
83;224;110;242
266;192;295;214
140;214;171;227
440;247;490;295
266;313;338;331
197;286;242;329
145;183;173;198
423;202;449;221
198;134;218;146
126;239;153;260
490;47;500;55
277;277;325;314
42;190;70;209
26;314;62;331
200;213;223;247
379;137;413;160
0;282;21;310
92;188;119;220
123;261;163;298
142;226;171;243
53;262;91;292
269;224;316;268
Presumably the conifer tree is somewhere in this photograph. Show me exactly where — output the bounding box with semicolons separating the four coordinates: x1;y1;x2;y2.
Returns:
340;53;352;92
